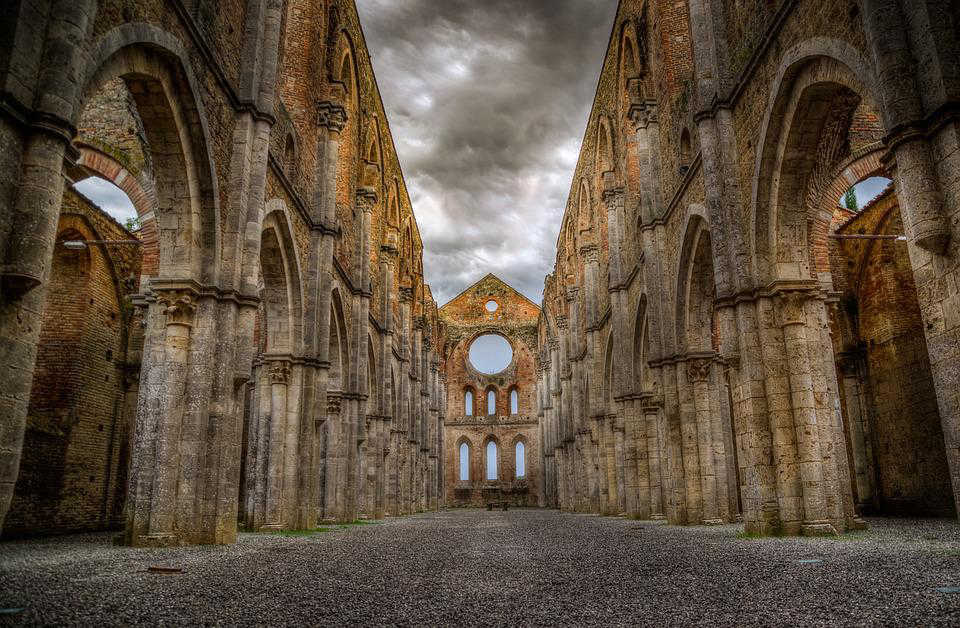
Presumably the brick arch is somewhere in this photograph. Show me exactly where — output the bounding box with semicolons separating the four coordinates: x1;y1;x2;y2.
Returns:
602;329;615;406
632;293;648;391
618;20;642;98
333;31;361;208
75;145;159;279
328;287;349;391
809;147;887;285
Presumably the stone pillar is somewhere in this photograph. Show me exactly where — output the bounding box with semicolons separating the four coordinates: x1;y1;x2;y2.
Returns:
862;0;951;254
628;102;663;224
612;412;626;514
0;1;97;532
262;360;291;528
642;397;666;520
775;290;838;536
621;398;642;517
122;289;198;545
837;353;875;510
397;287;412;513
688;358;725;524
314;100;347;523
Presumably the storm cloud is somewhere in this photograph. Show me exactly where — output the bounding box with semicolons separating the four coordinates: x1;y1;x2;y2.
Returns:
356;0;617;304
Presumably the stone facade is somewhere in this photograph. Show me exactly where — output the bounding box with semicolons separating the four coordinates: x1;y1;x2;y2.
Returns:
537;0;960;535
0;0;445;544
440;275;542;507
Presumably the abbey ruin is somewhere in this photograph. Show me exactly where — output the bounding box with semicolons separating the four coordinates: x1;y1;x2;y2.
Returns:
1;0;959;555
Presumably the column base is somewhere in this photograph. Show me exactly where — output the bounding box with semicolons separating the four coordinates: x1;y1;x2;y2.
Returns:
650;513;667;520
702;518;725;525
801;520;839;537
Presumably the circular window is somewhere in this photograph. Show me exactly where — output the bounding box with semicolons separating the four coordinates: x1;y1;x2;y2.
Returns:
468;334;513;374
485;300;499;312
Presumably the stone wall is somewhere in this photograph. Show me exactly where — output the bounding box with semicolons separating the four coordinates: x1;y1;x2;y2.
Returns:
537;0;960;535
0;0;445;544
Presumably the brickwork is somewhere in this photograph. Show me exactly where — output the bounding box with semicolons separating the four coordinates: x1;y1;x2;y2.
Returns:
4;189;141;537
0;0;444;544
440;275;541;507
831;190;954;515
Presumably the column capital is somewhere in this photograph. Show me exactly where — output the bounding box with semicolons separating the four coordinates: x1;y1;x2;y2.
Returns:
686;358;712;383
775;290;815;327
317;101;347;135
269;360;291;385
579;244;599;262
356;186;378;210
628;101;658;131
156;289;197;327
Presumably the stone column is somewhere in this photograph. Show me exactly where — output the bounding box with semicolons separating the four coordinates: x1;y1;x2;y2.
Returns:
628;102;664;224
837;353;875;510
621;398;642;517
775;290;836;536
861;0;951;254
642;396;666;520
612;412;626;514
314;100;347;523
688;358;724;524
262;360;291;528
121;289;195;544
397;287;413;513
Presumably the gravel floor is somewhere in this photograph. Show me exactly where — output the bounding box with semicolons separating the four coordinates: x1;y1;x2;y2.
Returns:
1;510;959;626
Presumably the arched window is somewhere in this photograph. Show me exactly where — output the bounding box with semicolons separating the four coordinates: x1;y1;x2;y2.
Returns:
510;388;519;415
486;441;498;480
464;389;473;416
515;442;526;478
487;389;496;415
459;442;470;481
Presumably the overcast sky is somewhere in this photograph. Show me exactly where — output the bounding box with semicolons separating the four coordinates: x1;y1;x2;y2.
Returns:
356;0;618;305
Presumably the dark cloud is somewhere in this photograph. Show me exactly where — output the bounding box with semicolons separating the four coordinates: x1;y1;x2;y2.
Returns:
357;0;617;304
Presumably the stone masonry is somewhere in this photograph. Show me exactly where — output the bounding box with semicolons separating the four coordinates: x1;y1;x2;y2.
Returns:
0;0;445;544
536;0;960;535
1;0;959;545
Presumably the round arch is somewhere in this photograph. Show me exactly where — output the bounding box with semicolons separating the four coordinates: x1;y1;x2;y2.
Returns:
82;24;222;284
72;145;160;279
259;203;305;356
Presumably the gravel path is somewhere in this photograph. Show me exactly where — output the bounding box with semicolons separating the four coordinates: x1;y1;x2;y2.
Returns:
1;510;960;626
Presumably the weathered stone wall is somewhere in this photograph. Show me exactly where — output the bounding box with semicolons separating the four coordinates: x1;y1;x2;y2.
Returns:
0;0;445;544
537;0;960;535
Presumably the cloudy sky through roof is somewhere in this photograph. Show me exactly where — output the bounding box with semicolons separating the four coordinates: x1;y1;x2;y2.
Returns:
356;0;618;305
